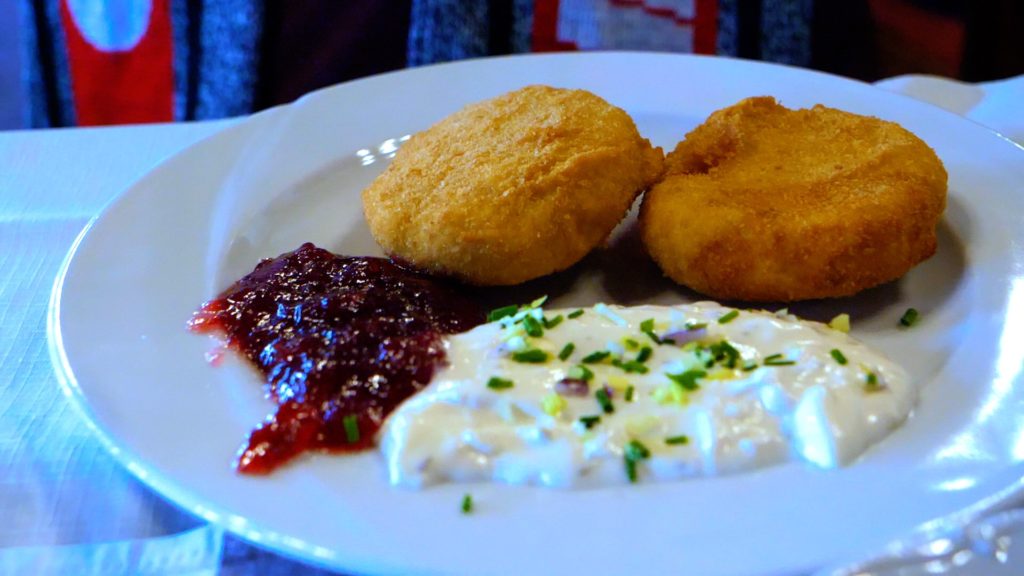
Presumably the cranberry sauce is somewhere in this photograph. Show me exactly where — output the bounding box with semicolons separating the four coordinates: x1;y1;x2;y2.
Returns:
189;243;483;474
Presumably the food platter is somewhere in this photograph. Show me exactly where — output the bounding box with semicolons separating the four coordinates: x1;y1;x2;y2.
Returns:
48;53;1024;575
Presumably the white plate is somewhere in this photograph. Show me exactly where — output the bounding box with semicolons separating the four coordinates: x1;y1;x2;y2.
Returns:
48;53;1024;576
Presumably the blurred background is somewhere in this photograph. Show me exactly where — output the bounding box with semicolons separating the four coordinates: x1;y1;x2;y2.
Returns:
1;0;1021;131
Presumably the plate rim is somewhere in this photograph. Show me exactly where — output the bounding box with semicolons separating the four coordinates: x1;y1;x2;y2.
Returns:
47;51;1024;575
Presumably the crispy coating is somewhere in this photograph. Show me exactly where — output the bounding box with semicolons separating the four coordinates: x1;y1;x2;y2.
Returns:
362;85;664;286
640;97;948;301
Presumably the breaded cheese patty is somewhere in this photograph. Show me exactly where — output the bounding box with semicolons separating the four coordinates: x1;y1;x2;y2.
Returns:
640;97;947;302
362;85;664;286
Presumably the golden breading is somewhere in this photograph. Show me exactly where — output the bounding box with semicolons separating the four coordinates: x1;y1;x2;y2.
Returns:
362;85;664;286
640;97;947;302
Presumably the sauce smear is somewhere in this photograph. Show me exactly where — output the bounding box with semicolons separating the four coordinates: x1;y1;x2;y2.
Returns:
189;243;483;474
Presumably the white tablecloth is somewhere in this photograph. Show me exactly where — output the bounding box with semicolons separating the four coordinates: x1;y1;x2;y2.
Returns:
0;74;1020;576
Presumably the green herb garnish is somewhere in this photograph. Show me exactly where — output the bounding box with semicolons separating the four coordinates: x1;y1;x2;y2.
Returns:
511;349;549;363
522;315;544;337
899;308;920;327
461;494;473;514
487;305;518;322
543;314;564;330
625;385;635;402
579;415;601;429
625;439;651;459
864;371;881;391
636;346;653;363
486;376;514;390
582;350;611;364
611;358;650;374
830;349;848;365
665;435;690;445
667;369;706;391
624;440;651;483
568;309;584;319
343;415;360;444
763;353;796;366
595;387;615;414
638;318;664;345
709;340;740;368
568;364;594;382
558;342;575;361
718;310;740;324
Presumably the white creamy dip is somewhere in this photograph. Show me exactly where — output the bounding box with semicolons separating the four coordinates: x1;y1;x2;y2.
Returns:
380;302;913;488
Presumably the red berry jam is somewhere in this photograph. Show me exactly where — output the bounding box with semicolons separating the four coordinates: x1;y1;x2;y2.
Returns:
189;243;483;474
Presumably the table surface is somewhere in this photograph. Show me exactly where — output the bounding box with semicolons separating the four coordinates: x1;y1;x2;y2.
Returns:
1;74;1021;576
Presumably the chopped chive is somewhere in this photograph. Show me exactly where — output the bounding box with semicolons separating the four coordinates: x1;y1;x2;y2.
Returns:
864;371;881;391
529;295;549;309
899;308;920;328
623;337;640;350
522;315;544;337
487;305;518;322
582;350;611;364
625;385;635;402
568;309;584;319
595;387;615;414
568;364;594;382
642;329;662;345
624;440;651;483
636;346;653;363
558;342;575;361
710;340;740;368
611;358;650;374
742;362;759;372
639;319;663;345
685;321;708;330
543;314;564;330
487;376;514;390
764;353;783;362
511;349;548;363
625;459;638;483
667;369;706;391
764;357;796;366
461;493;473;514
579;415;601;429
665;435;690;445
343;415;360;444
625;439;651;459
718;310;740;324
830;349;848;365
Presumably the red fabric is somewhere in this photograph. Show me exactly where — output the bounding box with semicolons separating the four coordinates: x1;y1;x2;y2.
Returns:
694;0;718;54
59;0;174;126
532;0;579;51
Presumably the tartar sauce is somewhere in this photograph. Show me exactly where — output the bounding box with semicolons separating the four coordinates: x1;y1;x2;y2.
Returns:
381;302;913;488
